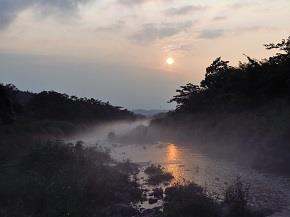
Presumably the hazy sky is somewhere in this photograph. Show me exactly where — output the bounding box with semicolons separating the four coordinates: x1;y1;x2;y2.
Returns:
0;0;289;109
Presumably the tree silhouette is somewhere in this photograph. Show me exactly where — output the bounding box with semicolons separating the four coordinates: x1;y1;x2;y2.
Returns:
200;57;231;90
265;36;290;64
0;84;14;124
170;36;290;113
169;83;201;110
0;85;136;124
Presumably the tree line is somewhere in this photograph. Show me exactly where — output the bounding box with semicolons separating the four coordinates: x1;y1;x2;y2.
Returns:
170;36;290;113
0;84;137;125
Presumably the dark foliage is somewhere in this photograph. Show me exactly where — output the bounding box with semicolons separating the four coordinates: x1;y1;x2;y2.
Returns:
29;91;136;123
162;183;220;217
1;84;137;125
161;180;267;217
0;140;142;217
144;164;173;185
170;36;290;113
0;84;14;124
223;177;254;217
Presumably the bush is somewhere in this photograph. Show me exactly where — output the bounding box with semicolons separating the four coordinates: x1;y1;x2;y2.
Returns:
0;140;142;217
144;165;174;185
222;178;267;217
163;183;221;217
160;179;268;217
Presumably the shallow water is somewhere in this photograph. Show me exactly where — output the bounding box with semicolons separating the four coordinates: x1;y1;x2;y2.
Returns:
107;142;290;217
75;121;290;216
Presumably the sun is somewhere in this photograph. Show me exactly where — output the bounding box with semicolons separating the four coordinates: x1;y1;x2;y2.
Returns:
166;57;175;65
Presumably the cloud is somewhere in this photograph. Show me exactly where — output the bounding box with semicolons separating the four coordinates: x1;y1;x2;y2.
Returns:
163;44;194;53
228;2;257;10
236;26;277;33
117;0;174;7
117;0;150;6
130;21;193;44
95;20;125;33
165;5;207;16
212;15;227;22
199;29;225;39
0;0;88;30
198;26;276;40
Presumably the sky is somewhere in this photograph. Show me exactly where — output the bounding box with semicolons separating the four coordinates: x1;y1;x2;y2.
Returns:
0;0;290;110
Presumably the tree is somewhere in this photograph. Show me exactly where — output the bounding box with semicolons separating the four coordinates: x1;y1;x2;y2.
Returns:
0;85;14;124
265;36;290;65
169;36;290;114
169;83;201;111
200;57;231;90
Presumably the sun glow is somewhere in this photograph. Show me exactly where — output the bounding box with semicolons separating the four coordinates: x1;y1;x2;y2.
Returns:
166;57;175;65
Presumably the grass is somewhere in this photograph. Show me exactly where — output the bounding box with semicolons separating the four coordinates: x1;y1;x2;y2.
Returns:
144;164;174;185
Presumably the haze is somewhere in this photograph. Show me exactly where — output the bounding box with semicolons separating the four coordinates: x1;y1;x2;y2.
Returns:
0;0;289;109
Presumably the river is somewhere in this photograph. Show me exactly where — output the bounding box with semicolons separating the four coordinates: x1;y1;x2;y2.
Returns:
76;121;290;217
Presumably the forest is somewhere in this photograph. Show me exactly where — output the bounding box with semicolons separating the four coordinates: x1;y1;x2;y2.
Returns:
0;84;137;124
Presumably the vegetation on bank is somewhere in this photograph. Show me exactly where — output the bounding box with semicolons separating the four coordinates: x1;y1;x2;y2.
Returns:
0;84;138;126
0;140;143;217
0;137;268;217
144;164;174;185
159;179;269;217
0;83;141;142
0;66;145;217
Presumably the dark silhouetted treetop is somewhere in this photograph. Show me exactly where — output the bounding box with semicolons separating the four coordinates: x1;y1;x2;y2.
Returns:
201;57;232;90
265;36;290;65
0;84;14;124
169;83;201;109
170;36;290;113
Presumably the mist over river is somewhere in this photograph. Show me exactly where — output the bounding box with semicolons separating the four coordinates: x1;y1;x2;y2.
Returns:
74;120;290;217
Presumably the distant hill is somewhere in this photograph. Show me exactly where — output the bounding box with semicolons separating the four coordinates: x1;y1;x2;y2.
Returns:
133;109;169;117
0;83;137;125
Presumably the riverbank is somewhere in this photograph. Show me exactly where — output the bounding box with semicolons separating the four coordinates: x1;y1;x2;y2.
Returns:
0;129;273;217
0;138;145;217
149;104;290;176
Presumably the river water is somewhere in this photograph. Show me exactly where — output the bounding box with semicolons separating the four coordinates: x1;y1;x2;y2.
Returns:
76;121;290;217
109;142;290;217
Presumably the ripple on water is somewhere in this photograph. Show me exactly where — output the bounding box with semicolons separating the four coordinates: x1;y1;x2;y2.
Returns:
107;142;290;217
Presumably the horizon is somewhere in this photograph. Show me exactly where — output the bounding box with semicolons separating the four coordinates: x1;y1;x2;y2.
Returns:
1;0;290;109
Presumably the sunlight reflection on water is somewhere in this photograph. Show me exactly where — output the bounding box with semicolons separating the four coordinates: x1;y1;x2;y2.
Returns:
107;142;290;217
165;144;184;182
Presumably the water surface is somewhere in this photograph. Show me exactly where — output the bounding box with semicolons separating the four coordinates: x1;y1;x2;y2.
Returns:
108;142;290;217
76;121;290;217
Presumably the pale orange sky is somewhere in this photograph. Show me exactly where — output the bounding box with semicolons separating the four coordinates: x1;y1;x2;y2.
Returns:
0;0;290;109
